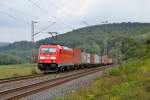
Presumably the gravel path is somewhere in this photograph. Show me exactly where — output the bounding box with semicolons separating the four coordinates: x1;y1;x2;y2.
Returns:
22;69;105;100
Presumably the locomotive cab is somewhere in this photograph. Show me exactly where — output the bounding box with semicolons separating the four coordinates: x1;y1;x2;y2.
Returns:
38;44;82;72
38;45;61;72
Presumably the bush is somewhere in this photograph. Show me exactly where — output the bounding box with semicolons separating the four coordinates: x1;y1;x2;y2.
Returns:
108;59;142;77
31;68;37;75
109;68;121;76
57;58;150;100
110;81;136;95
53;97;64;100
12;73;19;78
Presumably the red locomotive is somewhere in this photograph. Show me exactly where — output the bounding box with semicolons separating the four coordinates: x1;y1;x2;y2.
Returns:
38;44;112;72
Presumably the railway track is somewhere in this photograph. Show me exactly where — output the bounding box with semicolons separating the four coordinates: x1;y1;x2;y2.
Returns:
0;66;110;100
0;74;45;84
0;68;94;86
0;69;84;85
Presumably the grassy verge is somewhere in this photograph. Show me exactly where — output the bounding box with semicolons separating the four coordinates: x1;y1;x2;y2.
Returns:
0;64;39;79
54;58;150;100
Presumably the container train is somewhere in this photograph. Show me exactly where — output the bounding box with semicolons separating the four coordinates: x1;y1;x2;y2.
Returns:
38;44;112;72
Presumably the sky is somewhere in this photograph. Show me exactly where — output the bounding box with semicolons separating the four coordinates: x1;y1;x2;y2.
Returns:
0;0;150;43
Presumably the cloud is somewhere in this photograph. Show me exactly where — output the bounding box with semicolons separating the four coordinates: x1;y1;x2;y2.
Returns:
81;0;150;24
0;27;30;42
0;0;150;42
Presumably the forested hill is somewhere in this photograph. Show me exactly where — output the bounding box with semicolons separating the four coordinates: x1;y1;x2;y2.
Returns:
0;22;150;64
37;22;150;54
0;42;9;47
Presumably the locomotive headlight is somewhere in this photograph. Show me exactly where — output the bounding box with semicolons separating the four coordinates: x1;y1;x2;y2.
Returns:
40;56;45;59
50;57;56;60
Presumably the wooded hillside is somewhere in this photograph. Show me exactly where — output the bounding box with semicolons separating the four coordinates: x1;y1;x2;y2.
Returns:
0;22;150;64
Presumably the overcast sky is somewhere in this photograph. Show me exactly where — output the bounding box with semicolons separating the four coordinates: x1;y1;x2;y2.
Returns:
0;0;150;43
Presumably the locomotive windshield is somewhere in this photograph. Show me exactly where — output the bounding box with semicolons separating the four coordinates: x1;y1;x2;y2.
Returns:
41;48;56;53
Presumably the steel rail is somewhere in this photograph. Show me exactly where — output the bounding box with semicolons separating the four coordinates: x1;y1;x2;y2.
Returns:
0;74;45;84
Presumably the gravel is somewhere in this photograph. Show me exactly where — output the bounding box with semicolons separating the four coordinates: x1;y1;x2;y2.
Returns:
22;70;105;100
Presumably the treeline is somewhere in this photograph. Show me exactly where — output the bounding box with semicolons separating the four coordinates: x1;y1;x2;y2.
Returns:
0;53;21;65
0;22;150;65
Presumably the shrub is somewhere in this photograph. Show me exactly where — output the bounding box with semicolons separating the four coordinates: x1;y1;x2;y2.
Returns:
60;58;150;100
109;68;121;76
12;73;19;78
31;68;37;75
110;81;136;95
53;97;64;100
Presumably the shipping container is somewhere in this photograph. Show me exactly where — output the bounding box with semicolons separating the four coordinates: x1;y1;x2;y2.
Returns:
81;52;90;64
109;58;113;64
102;55;109;65
94;54;100;64
90;54;95;64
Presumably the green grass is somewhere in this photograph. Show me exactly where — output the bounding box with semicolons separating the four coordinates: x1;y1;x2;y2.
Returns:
0;64;39;79
54;58;150;100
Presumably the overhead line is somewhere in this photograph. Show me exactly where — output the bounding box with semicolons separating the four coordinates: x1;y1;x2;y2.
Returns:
28;0;49;15
1;4;35;20
46;0;90;26
0;10;30;25
28;0;74;30
34;22;56;36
